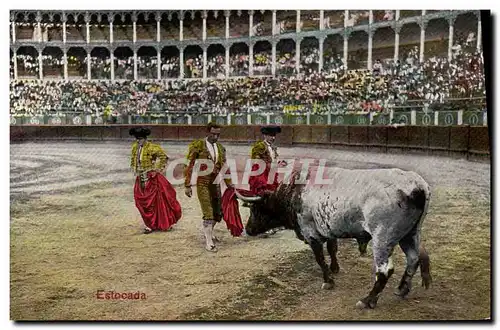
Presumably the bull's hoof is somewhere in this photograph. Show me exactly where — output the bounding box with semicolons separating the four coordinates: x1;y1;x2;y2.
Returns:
356;296;378;309
321;282;334;290
330;263;340;274
394;287;410;298
421;274;432;289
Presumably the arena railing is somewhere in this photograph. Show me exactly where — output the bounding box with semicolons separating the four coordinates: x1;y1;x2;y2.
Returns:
9;108;487;126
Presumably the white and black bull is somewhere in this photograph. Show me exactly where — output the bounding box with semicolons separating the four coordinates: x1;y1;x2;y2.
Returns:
236;167;432;309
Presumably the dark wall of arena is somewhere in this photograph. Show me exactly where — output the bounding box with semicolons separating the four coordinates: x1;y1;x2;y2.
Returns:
10;125;490;161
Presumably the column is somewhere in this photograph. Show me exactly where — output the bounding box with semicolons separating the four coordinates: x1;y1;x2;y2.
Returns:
110;52;115;80
249;42;254;76
394;26;400;62
11;22;16;43
109;21;113;43
295;39;300;73
133;51;138;80
367;30;373;70
38;21;42;43
225;47;229;77
319;10;324;30
38;50;43;79
179;19;183;41
63;21;67;43
202;12;207;41
369;10;373;25
272;10;276;35
13;51;18;79
396;10;400;21
133;19;137;43
343;32;348;69
344;10;349;27
87;53;91;79
86;20;90;44
477;17;482;50
448;17;454;61
271;42;276;75
225;11;230;39
156;13;161;42
249;11;253;37
180;48;184;77
319;38;324;71
157;49;161;80
203;47;207;78
63;52;68;80
419;21;426;63
296;10;301;33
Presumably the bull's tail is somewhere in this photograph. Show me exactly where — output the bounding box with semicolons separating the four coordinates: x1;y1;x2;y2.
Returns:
400;181;432;289
418;246;432;289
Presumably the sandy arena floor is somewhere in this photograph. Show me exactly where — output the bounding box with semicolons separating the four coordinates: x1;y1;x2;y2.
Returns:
10;141;491;320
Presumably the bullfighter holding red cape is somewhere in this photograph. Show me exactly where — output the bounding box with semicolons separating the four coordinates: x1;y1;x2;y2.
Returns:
222;125;287;237
130;127;182;234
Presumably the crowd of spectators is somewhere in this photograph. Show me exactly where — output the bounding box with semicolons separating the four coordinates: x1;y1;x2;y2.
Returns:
10;43;485;117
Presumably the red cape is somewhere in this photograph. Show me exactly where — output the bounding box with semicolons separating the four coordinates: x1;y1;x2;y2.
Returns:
221;187;260;237
248;163;280;196
134;172;182;231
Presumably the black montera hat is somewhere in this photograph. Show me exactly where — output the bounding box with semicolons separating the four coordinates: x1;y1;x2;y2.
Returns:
260;126;282;136
129;127;151;138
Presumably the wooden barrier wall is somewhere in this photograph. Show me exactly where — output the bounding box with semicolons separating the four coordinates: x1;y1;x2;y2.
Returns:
10;125;491;160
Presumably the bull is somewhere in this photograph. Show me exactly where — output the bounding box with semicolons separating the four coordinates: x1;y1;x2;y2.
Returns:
236;167;432;309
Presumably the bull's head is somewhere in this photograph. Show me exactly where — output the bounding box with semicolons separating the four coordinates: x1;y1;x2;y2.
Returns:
235;190;287;236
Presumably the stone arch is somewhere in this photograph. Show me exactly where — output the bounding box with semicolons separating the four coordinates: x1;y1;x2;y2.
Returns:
207;44;226;78
323;34;343;73
400;10;422;19
229;42;249;77
91;47;111;80
42;46;64;79
399;23;421;60
276;10;296;34
15;12;36;41
161;46;180;79
347;30;368;70
67;47;87;79
300;10;320;31
253;40;272;75
454;12;479;52
252;11;272;36
113;47;133;80
136;12;156;41
160;12;180;41
300;37;319;74
372;27;395;65
276;38;296;76
425;18;449;59
114;12;133;42
16;46;39;78
89;12;111;43
183;11;202;40
229;10;248;38
66;12;86;42
137;46;158;80
206;10;225;39
323;10;344;29
184;45;203;78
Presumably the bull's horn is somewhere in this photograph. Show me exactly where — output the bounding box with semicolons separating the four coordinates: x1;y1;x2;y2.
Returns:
234;190;263;202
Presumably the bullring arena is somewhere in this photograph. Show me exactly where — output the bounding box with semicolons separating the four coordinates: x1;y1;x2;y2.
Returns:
9;8;491;321
10;125;490;320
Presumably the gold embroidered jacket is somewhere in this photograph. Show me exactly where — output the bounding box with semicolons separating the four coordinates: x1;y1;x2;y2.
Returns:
184;139;232;187
250;140;278;165
130;141;168;174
